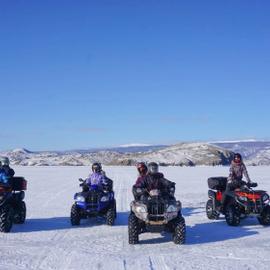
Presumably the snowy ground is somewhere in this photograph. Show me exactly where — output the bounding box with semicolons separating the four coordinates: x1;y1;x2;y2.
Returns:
0;166;270;270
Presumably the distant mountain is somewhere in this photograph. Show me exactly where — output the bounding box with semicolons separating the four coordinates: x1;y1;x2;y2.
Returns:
71;144;168;154
211;141;270;165
108;144;167;153
11;148;33;154
0;143;234;166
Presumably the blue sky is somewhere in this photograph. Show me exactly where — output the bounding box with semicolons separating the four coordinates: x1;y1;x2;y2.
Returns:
0;1;270;151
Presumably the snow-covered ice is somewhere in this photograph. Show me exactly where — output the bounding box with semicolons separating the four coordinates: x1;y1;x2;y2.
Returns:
0;166;270;270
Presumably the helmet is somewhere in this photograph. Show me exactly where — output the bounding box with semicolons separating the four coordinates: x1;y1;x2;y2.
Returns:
136;162;148;175
148;162;159;174
0;156;9;166
92;162;102;173
233;153;242;163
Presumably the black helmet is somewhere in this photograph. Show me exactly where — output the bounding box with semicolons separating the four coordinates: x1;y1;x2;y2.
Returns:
136;162;148;175
148;162;159;173
233;153;242;163
92;162;102;173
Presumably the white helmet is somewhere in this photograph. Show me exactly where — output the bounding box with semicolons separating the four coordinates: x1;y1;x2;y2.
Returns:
0;156;10;166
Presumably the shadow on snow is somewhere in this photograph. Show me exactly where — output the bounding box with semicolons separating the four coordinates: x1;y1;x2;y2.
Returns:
12;209;260;246
182;207;205;217
186;219;259;245
12;211;130;233
138;219;259;245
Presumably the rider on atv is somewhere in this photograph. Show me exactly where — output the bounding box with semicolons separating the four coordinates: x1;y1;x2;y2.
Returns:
133;162;175;202
85;162;113;192
70;162;116;226
221;153;252;210
129;162;185;244
0;157;14;185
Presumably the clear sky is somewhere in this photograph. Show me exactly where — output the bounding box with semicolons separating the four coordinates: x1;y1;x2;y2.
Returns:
0;0;270;151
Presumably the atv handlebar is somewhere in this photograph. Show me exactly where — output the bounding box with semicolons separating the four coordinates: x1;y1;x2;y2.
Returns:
247;182;258;188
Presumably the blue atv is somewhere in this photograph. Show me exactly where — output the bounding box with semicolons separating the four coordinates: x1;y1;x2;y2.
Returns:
70;178;116;226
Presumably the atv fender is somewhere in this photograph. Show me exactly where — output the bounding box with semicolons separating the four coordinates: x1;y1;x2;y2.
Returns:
208;190;216;199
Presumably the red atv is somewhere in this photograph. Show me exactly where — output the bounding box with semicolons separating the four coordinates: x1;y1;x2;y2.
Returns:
206;177;270;226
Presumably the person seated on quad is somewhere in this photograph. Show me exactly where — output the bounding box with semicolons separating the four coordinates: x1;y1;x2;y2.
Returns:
0;157;14;186
133;162;176;202
135;162;148;185
85;162;112;191
0;157;15;177
132;162;148;200
221;153;252;209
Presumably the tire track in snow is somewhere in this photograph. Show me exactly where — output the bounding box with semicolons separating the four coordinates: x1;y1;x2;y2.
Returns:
148;255;170;270
148;256;154;270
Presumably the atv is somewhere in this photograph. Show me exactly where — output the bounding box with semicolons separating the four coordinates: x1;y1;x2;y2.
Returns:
70;178;116;226
206;177;270;226
0;177;27;232
128;188;185;244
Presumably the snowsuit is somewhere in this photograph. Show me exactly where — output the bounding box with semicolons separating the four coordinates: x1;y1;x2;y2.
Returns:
0;165;14;185
227;160;251;183
0;169;10;185
221;160;251;205
1;165;15;178
135;173;148;187
134;172;175;201
86;172;107;188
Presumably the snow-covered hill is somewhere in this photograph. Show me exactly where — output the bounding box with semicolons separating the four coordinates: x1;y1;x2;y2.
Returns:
213;141;270;165
110;143;233;166
1;166;269;270
0;143;233;166
2;141;270;166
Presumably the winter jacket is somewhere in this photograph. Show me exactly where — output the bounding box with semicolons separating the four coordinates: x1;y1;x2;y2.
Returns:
0;169;9;185
228;160;251;183
86;172;107;187
135;174;148;187
1;166;15;178
135;172;174;193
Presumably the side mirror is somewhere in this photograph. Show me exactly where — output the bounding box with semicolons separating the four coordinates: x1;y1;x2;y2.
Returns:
79;178;84;182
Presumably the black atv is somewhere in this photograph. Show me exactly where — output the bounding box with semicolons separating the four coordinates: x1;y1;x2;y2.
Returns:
128;188;185;244
0;177;27;232
206;177;270;226
70;178;116;226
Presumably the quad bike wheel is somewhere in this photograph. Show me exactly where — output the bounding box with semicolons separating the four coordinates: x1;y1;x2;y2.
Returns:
225;205;240;226
70;204;81;226
106;207;115;226
258;205;270;226
113;199;117;219
13;201;26;224
0;205;13;233
172;216;186;245
128;212;139;244
206;199;220;220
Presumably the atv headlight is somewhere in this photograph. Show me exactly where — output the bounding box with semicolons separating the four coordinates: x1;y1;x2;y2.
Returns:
100;196;109;202
238;196;248;202
135;205;147;213
262;194;269;203
166;205;178;213
75;195;85;202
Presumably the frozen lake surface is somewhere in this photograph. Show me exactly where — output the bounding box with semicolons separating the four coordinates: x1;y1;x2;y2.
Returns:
0;166;270;270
